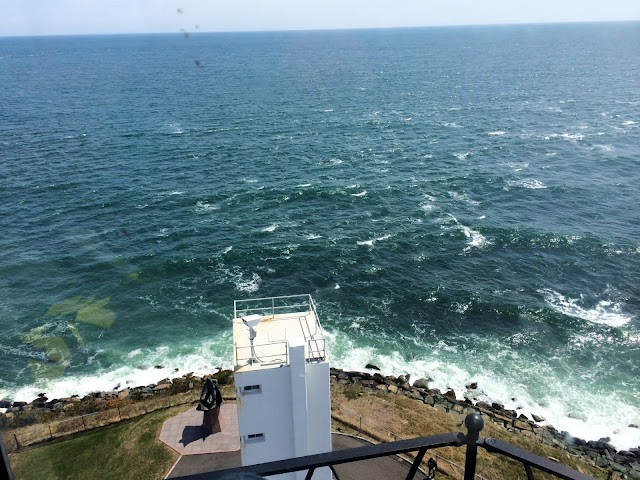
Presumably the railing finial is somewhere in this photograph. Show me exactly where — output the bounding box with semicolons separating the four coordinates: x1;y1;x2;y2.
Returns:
464;413;484;442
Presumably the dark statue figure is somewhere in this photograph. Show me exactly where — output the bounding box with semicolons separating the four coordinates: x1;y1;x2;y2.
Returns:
197;378;223;434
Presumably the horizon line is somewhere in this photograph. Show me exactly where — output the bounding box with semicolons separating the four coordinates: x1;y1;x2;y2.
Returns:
2;18;639;39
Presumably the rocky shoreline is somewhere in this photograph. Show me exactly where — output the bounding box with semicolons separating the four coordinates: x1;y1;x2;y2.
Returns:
332;366;640;479
2;367;639;478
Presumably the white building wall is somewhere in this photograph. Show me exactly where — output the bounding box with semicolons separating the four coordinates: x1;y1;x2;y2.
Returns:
305;361;331;455
304;360;332;480
235;367;295;471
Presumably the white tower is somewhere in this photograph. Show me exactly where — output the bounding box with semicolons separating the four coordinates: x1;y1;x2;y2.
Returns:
232;295;331;480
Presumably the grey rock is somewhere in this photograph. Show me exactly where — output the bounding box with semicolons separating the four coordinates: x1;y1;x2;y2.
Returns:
465;382;478;390
408;390;423;401
532;414;546;422
365;363;381;371
412;378;431;389
443;389;456;400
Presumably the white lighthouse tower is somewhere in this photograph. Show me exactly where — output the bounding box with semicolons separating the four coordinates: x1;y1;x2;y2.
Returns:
232;295;332;480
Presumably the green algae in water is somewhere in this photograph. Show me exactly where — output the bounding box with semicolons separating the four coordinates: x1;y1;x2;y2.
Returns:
29;336;71;365
44;296;116;329
75;297;115;329
23;335;72;380
45;296;95;318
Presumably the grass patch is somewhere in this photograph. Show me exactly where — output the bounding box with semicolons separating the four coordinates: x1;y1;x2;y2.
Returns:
331;383;608;480
9;404;190;480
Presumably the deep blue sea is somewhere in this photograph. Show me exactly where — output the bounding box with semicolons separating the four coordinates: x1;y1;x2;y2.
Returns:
1;23;639;448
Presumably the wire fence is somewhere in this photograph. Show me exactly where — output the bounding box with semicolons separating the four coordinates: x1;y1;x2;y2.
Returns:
2;389;200;453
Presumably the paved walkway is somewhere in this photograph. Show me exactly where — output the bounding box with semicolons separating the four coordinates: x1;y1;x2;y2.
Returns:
166;432;427;479
159;404;240;455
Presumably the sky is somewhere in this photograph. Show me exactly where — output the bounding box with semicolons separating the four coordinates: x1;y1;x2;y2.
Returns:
1;0;640;37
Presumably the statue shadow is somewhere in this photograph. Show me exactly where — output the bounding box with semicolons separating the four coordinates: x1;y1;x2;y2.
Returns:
179;422;222;447
179;425;207;447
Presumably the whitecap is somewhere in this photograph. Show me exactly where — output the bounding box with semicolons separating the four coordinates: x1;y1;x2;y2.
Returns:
305;233;322;240
351;191;367;197
235;273;261;293
169;123;183;134
622;120;637;126
261;224;277;233
541;290;632;327
508;179;547;189
329;158;343;165
334;284;341;290
357;239;375;246
453;152;471;160
357;234;391;247
560;133;585;141
195;201;219;212
488;130;506;136
461;226;488;251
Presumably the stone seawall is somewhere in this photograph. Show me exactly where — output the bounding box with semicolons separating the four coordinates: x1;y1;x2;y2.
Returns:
330;367;640;479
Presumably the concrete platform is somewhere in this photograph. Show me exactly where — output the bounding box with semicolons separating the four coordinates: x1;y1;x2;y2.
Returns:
166;432;427;479
159;404;240;455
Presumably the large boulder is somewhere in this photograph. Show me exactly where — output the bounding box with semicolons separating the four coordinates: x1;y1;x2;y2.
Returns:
412;378;431;389
365;363;381;371
443;389;456;400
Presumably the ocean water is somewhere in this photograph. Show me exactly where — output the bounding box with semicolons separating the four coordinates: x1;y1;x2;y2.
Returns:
1;23;639;449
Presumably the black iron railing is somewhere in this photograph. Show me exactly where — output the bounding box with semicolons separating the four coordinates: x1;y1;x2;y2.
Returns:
173;413;597;480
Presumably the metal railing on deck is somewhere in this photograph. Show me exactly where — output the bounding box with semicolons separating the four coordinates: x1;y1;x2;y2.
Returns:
234;294;315;318
234;341;289;367
172;413;597;480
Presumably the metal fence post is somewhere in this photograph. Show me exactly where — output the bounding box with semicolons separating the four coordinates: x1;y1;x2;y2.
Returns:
463;413;484;480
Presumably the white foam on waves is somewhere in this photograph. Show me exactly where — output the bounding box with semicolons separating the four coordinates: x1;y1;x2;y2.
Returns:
508;179;547;189
488;130;506;136
462;226;488;251
3;335;234;403
357;234;392;247
542;289;632;327
324;330;640;450
195;201;220;212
